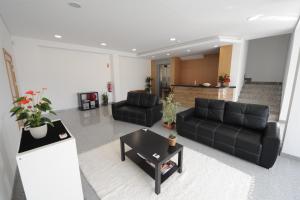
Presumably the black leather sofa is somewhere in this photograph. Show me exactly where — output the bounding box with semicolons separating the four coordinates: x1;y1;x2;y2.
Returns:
112;92;162;127
176;98;280;168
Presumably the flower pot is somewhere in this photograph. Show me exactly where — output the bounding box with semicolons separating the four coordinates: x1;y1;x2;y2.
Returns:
163;122;175;129
29;124;48;139
168;136;177;146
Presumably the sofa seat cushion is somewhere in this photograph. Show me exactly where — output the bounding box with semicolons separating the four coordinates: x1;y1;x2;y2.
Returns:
236;128;262;155
127;92;141;106
197;120;221;140
117;106;146;121
196;120;221;146
214;124;241;146
194;98;225;122
179;117;204;140
224;102;269;131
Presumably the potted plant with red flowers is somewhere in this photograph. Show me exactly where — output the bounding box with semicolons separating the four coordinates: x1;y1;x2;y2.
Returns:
218;74;230;87
10;88;56;139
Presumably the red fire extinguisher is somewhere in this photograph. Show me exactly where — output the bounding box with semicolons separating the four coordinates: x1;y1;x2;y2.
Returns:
107;82;112;92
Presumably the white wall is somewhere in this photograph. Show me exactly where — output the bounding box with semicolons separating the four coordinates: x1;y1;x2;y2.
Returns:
119;56;151;100
0;16;21;200
281;20;300;157
230;40;248;101
245;34;291;82
12;37;151;110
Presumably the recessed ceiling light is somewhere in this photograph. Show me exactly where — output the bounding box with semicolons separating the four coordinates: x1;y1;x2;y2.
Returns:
170;38;176;41
132;48;137;52
54;34;62;39
213;45;219;48
68;2;81;8
151;55;155;58
247;14;264;21
166;53;171;56
100;43;107;46
186;49;191;52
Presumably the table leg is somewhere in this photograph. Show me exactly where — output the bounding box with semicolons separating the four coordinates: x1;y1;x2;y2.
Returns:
120;140;125;161
178;149;183;173
155;163;161;194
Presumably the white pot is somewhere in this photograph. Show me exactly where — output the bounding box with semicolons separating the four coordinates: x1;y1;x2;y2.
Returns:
29;124;48;139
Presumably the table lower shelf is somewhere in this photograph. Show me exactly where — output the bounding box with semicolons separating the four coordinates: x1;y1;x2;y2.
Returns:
125;149;178;183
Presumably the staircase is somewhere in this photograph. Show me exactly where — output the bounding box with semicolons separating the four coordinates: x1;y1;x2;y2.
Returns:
238;83;282;121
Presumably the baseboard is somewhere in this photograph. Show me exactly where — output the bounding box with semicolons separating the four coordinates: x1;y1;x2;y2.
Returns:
280;153;300;161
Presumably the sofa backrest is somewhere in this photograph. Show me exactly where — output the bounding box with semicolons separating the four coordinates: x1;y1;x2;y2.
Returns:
194;98;225;122
127;92;158;108
223;102;269;131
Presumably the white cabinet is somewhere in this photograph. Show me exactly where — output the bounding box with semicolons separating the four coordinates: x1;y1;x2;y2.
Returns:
16;120;84;200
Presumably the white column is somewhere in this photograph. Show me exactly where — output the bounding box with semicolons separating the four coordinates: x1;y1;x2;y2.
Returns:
110;54;122;102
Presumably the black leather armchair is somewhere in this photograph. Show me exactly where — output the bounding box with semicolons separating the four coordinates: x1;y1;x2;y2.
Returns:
176;98;280;168
112;92;162;127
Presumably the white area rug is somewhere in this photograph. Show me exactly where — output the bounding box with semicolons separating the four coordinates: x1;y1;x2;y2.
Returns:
79;140;253;200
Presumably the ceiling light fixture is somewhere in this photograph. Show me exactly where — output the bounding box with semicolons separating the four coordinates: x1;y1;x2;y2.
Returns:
186;49;191;52
54;34;62;39
68;2;81;8
132;48;137;52
247;14;264;21
170;37;176;41
166;53;171;56
100;43;107;46
213;45;219;48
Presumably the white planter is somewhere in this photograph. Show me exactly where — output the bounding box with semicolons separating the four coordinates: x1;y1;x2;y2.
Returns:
29;124;48;139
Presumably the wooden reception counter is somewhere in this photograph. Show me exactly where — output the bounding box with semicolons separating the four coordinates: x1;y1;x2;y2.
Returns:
172;85;235;107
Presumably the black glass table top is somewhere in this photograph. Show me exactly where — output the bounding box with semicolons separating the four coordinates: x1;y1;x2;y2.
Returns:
120;129;183;164
18;120;71;153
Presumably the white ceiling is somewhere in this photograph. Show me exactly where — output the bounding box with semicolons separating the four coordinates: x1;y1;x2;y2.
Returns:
0;0;299;57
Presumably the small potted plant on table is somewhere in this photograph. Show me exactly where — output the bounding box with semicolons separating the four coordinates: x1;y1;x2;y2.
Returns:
218;74;230;87
10;89;56;139
162;93;179;146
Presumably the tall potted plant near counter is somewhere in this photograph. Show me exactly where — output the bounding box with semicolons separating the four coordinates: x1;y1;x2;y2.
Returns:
162;93;179;146
10;89;56;139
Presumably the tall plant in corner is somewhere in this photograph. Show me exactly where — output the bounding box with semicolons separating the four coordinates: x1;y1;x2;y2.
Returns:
10;88;56;139
162;93;179;146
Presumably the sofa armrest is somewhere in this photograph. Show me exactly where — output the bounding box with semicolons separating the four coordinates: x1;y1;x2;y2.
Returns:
176;108;194;122
259;122;280;169
111;100;127;118
145;103;163;127
176;108;194;131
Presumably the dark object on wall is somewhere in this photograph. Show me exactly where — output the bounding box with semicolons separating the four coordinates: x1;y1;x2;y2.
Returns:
145;77;153;94
112;92;162;127
78;92;99;110
176;98;280;169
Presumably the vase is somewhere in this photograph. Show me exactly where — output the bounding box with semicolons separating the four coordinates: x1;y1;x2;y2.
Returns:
168;136;177;146
29;124;48;139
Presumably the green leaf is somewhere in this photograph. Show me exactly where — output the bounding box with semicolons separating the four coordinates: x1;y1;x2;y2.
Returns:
41;97;52;104
42;117;54;127
16;112;28;121
10;107;23;117
13;97;26;104
49;110;56;115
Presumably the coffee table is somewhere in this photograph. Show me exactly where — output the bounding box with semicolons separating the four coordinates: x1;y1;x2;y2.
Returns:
120;129;183;194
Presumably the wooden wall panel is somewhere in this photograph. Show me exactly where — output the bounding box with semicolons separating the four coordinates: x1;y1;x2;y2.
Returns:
179;54;219;86
170;57;181;85
218;45;233;78
151;60;157;95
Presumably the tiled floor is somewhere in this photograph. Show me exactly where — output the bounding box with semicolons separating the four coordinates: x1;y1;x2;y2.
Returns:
12;106;300;200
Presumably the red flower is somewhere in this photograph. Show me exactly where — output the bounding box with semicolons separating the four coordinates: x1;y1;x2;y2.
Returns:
27;105;32;109
25;90;34;95
19;99;30;105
